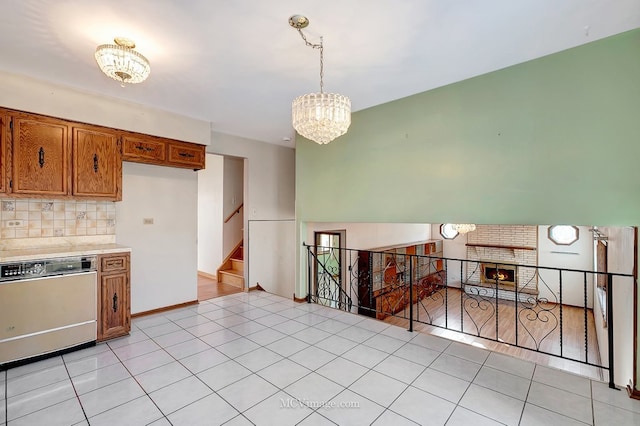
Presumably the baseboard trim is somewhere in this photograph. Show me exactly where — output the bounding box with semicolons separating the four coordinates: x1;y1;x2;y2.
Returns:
197;271;217;280
627;384;640;399
248;283;265;292
132;300;199;318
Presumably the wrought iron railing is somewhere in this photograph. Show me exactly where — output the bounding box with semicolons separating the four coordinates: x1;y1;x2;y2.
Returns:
306;244;353;311
303;243;634;389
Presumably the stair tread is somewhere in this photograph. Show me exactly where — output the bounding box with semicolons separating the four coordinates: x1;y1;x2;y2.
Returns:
220;268;243;276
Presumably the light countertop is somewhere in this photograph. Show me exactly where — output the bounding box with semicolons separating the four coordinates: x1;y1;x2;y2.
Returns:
0;244;131;263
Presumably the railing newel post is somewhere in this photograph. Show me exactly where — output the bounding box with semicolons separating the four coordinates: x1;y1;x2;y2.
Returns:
408;255;413;332
306;244;311;303
583;271;588;363
607;273;616;389
559;270;563;358
515;265;519;347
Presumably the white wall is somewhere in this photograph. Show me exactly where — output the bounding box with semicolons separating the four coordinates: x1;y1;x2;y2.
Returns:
117;163;198;313
433;224;468;288
593;227;636;386
248;220;295;298
538;226;594;308
198;154;224;275
223;156;244;257
305;223;432;251
0;71;210;145
209;132;295;288
210;132;295;221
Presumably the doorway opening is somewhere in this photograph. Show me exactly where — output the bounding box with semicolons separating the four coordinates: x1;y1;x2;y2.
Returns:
197;153;245;301
314;230;347;308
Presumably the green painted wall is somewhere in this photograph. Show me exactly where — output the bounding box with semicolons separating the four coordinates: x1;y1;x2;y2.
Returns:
296;29;640;226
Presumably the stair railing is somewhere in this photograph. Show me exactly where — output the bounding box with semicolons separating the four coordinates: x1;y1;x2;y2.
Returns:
304;243;353;311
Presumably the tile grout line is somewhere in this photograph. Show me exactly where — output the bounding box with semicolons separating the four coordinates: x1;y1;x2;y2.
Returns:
3;357;81;424
6;290;636;425
78;346;166;425
3;370;6;425
61;352;91;425
129;294;298;422
225;298;421;422
152;294;387;420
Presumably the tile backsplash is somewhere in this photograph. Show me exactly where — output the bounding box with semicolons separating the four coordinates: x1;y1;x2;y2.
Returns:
0;198;116;239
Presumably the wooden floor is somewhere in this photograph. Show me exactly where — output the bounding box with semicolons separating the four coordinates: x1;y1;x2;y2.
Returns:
382;287;605;380
197;274;242;301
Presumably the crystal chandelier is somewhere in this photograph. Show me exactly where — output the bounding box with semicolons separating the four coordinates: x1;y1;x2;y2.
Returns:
454;224;477;234
95;37;151;86
289;15;351;145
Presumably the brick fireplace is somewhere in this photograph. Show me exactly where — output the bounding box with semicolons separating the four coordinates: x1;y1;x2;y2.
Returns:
464;225;538;299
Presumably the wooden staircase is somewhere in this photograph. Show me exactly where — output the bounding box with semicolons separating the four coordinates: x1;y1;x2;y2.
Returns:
217;242;244;289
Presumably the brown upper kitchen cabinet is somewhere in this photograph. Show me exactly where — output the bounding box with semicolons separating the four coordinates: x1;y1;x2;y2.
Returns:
122;134;167;165
0;114;7;194
10;114;70;197
123;133;205;171
167;141;205;170
72;126;122;201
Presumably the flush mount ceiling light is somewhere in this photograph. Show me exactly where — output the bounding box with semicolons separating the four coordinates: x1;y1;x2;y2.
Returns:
289;15;351;145
453;224;477;234
95;37;151;86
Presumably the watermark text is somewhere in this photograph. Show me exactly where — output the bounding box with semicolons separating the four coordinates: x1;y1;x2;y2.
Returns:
280;397;360;410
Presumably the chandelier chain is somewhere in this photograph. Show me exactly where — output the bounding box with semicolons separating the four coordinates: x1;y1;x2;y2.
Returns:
296;29;324;94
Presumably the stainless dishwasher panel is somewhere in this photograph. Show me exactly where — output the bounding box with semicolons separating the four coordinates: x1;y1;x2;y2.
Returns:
0;271;97;365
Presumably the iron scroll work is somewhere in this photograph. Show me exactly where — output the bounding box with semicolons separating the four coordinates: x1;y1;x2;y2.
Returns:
304;243;633;390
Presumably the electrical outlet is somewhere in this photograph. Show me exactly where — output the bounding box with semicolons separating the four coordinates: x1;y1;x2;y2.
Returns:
6;220;24;228
143;218;154;225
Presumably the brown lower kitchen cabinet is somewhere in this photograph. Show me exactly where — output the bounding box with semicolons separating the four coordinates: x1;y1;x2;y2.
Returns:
97;252;131;342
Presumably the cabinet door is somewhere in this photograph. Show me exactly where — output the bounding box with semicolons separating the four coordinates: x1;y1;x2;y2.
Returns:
122;135;166;165
0;114;6;194
11;116;69;196
167;141;205;170
98;271;130;341
72;127;122;200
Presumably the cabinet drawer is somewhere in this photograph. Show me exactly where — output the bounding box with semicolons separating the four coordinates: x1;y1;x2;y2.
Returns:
167;142;205;170
100;253;129;273
122;137;166;163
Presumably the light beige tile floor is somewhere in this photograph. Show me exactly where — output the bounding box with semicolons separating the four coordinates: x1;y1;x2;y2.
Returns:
2;291;640;425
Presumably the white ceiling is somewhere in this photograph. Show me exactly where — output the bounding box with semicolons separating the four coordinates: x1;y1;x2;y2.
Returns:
0;0;638;147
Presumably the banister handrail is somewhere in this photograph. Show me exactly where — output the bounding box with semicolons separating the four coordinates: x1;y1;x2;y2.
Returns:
224;203;243;223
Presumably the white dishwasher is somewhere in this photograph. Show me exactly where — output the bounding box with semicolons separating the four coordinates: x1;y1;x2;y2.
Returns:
0;256;97;368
